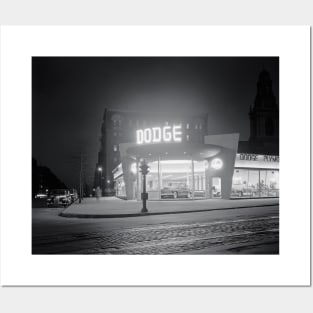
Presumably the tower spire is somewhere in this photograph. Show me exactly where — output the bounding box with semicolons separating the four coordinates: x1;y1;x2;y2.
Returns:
249;70;279;142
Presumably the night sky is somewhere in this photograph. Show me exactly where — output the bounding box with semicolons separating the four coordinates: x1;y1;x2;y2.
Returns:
32;57;279;189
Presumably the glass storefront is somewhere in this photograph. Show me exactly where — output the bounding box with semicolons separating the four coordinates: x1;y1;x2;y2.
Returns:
160;160;193;199
212;177;221;198
136;159;207;200
193;160;206;198
114;158;279;200
231;168;279;198
145;160;159;200
115;176;126;198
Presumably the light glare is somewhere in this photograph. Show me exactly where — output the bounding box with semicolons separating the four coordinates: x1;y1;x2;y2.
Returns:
136;130;144;144
163;126;172;142
173;125;182;142
130;163;137;174
211;158;223;170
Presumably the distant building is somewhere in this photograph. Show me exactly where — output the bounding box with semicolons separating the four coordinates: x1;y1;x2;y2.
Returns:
238;69;279;155
32;158;67;197
95;70;279;199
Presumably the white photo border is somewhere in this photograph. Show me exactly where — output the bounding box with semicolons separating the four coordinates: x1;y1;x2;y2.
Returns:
0;26;310;286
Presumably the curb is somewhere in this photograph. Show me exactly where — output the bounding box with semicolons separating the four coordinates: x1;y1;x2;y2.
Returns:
59;203;278;219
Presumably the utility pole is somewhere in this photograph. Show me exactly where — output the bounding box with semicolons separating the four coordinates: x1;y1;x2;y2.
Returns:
68;153;89;203
79;154;82;203
79;154;87;203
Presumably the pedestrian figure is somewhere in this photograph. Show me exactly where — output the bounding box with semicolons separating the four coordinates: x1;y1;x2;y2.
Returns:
96;186;101;201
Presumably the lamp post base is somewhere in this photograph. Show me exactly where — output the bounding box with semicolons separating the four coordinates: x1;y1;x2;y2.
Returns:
141;207;148;213
141;192;148;213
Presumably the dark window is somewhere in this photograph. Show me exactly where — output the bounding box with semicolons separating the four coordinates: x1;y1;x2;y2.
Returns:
265;118;274;136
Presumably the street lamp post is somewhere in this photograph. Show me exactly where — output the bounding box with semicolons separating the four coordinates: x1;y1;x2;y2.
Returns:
139;159;149;213
97;166;103;196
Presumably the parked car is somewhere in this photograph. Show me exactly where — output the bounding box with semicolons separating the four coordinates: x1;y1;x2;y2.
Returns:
47;189;72;207
69;189;78;203
34;192;48;199
161;182;192;199
231;187;259;198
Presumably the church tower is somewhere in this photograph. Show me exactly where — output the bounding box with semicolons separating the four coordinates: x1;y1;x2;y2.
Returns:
249;69;279;142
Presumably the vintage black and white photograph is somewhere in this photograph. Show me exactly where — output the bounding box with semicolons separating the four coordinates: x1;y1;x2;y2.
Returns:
32;56;279;255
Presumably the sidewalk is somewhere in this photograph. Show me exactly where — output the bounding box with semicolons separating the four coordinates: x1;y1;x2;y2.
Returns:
60;197;279;218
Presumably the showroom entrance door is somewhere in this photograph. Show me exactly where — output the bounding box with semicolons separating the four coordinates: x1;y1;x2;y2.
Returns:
211;177;221;198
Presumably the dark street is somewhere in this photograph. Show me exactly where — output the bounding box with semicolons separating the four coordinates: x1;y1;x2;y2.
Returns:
32;205;279;254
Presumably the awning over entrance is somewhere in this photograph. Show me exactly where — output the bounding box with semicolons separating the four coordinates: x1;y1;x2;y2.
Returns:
126;142;221;160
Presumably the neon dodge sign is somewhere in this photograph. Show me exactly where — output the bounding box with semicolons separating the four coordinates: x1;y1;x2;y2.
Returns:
136;125;182;145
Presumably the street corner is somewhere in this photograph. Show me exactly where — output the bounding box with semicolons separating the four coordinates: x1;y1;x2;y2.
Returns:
58;197;279;219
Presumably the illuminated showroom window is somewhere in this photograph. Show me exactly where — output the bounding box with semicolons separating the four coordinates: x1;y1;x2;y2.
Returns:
193;160;206;198
232;169;249;197
186;123;190;129
260;170;279;197
267;170;279;190
231;169;279;198
249;170;259;194
160;160;192;199
116;176;126;197
145;161;159;191
186;134;190;141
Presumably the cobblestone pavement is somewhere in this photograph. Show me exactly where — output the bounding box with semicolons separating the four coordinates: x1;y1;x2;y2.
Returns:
32;215;279;254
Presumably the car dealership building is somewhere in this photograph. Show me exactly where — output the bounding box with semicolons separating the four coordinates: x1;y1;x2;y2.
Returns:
112;130;279;201
95;70;279;200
